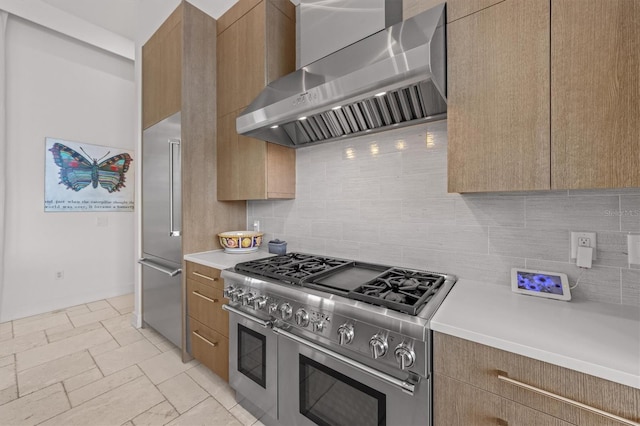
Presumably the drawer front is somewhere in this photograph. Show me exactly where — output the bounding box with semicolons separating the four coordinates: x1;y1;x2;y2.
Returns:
434;333;640;425
186;261;223;290
190;318;229;382
187;279;229;337
434;374;574;426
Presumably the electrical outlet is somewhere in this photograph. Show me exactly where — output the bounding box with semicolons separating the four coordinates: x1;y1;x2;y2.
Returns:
55;271;64;280
253;220;260;232
571;231;597;260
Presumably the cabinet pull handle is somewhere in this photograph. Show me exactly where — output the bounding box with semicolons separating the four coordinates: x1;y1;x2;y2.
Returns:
192;271;218;281
497;374;640;426
192;291;218;303
495;419;508;426
192;330;218;347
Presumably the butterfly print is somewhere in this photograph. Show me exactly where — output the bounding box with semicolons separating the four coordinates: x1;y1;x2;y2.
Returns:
49;143;132;193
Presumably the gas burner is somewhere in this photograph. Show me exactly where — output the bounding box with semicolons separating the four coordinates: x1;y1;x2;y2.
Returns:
235;253;350;285
350;268;445;315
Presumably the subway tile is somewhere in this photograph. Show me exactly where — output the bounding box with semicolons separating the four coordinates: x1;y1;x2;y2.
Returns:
93;339;160;376
166;397;241;426
311;221;344;239
362;199;404;222
290;237;327;254
41;376;164;426
249;201;274;219
402;249;525;285
595;232;629;268
157;372;208;413
324;240;361;260
0;383;69;426
455;196;525;227
0;331;48;358
342;221;380;244
17;328;111;372
358;243;403;266
423;225;489;255
272;199;295;218
132;400;179;426
622;269;640;307
489;227;569;262
67;364;144;407
326;200;360;222
137;348;198;385
340;176;380;201
525;260;622;305
359;151;402;178
295;201;326;220
17;350;95;396
525;195;620;231
620;195;640;232
401;198;456;224
568;187;640;196
283;218;313;238
379;223;429;248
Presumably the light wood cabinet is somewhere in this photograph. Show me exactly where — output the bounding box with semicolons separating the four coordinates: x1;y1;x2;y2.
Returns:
142;2;246;364
551;0;640;189
447;0;640;193
447;0;551;193
186;261;230;381
216;0;296;201
434;332;640;426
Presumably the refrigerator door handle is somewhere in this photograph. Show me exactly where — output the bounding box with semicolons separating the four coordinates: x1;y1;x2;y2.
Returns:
169;138;181;237
138;258;182;277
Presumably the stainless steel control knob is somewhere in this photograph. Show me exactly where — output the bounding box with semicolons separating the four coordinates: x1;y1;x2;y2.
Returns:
312;320;326;332
337;324;354;345
394;343;415;370
294;309;310;327
232;291;244;303
279;303;293;320
253;296;267;310
369;335;388;359
241;293;255;306
223;286;235;298
268;303;279;315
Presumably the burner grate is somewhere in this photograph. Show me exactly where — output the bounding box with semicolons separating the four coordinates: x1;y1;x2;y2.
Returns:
349;268;445;315
235;253;350;285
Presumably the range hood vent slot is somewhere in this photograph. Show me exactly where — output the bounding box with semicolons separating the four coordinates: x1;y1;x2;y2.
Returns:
236;4;447;148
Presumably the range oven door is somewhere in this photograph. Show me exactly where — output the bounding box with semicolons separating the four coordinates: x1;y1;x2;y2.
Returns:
275;327;430;426
224;305;277;421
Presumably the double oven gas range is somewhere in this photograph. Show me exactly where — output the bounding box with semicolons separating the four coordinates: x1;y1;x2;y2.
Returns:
221;253;456;426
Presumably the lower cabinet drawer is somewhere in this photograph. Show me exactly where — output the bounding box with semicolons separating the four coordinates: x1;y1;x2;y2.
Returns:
434;332;640;426
190;317;229;382
434;374;574;426
187;278;229;337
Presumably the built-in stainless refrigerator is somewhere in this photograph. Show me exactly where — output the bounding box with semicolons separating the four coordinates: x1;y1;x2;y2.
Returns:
138;111;182;348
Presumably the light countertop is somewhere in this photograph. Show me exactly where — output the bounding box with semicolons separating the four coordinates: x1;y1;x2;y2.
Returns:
431;279;640;389
184;249;274;270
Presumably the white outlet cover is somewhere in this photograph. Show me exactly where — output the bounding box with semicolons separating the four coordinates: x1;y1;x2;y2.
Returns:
570;231;597;260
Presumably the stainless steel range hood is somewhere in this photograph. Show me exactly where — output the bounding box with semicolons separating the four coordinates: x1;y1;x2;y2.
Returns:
236;3;446;148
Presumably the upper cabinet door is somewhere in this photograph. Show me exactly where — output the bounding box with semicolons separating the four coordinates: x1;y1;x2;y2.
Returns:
551;0;640;190
447;0;551;193
142;7;182;130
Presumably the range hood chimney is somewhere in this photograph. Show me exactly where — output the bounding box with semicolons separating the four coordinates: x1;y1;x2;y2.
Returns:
236;3;446;148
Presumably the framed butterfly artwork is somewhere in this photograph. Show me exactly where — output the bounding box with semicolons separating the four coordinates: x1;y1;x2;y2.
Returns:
44;138;135;212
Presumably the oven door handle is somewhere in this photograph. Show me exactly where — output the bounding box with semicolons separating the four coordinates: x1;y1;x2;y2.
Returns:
222;304;273;328
273;326;416;396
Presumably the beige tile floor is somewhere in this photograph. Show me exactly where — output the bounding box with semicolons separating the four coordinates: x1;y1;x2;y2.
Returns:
0;294;262;426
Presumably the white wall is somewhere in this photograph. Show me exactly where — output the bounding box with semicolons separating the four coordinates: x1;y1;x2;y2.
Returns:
1;15;136;321
248;121;640;306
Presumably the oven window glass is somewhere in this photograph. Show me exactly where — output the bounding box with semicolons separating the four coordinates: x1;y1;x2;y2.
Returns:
299;355;386;426
237;324;266;388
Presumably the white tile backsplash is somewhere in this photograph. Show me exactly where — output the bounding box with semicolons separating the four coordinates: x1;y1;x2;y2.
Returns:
248;121;640;305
